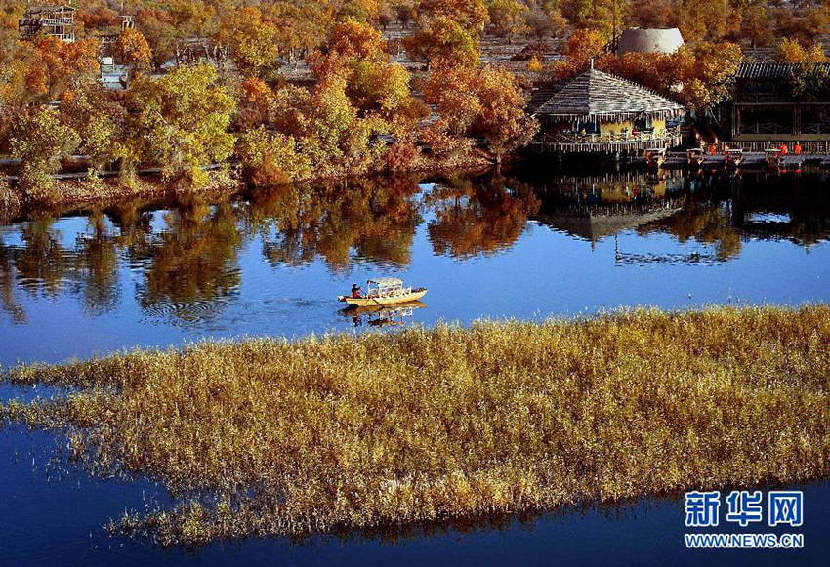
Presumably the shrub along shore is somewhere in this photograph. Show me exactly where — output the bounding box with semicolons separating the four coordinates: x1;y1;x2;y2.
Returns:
3;305;828;545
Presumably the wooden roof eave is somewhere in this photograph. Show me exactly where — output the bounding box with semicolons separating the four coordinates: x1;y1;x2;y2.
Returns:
534;108;685;123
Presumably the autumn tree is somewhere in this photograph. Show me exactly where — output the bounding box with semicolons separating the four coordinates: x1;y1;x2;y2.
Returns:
404;15;481;67
602;41;741;111
316;18;417;122
553;27;607;78
304;74;388;177
426;64;538;162
486;0;528;40
740;0;773;48
29;36;100;100
265;1;333;64
338;0;381;23
217;7;281;78
114;28;153;74
60;86;125;179
560;0;627;37
525;4;566;39
674;42;742;111
418;0;489;33
137;9;179;69
167;0;214;38
404;0;489;66
776;38;827;63
236;126;311;186
11;108;80;193
234;77;274;131
628;0;674;29
127;64;236;186
76;2;120;31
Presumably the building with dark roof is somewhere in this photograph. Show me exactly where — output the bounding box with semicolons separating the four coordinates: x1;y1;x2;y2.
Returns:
726;62;830;148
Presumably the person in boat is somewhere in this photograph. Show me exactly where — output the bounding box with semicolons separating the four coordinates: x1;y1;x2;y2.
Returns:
351;283;361;299
779;143;788;156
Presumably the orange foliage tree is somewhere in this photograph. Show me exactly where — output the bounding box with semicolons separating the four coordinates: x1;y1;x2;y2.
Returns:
426;64;538;162
115;28;153;72
29;36;100;100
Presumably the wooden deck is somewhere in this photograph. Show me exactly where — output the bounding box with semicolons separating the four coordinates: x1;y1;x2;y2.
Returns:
530;134;683;155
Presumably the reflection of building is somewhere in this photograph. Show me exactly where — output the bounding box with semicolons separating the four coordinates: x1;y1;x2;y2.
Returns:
616;27;684;56
19;3;76;42
533;171;687;247
726;62;830;149
531;67;685;156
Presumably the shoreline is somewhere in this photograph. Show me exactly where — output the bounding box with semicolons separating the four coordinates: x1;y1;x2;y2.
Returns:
0;153;495;222
4;305;828;546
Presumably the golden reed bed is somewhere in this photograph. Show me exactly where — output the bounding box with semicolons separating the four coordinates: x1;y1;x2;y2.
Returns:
3;305;828;545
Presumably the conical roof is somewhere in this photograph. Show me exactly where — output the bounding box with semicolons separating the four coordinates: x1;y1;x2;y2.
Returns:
534;68;684;122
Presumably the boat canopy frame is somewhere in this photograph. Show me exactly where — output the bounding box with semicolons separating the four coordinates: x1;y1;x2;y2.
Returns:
365;277;411;298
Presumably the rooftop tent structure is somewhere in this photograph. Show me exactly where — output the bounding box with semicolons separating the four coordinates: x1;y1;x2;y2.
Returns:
533;67;685;124
616;28;684;56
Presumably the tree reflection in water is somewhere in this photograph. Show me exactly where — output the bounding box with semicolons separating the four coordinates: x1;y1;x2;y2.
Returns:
425;173;541;258
136;203;243;323
0;171;828;324
252;176;422;271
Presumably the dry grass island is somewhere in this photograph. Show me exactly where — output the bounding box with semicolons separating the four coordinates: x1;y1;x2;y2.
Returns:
3;305;829;545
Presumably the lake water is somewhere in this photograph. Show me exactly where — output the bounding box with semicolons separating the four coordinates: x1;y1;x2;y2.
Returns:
1;168;828;564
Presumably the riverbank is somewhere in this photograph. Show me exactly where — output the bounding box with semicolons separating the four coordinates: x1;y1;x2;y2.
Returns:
3;305;827;545
0;153;494;222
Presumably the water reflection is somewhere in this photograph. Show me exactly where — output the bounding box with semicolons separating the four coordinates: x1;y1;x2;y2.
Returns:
0;170;828;327
339;301;427;328
136;204;243;323
251;177;422;270
425;173;541;258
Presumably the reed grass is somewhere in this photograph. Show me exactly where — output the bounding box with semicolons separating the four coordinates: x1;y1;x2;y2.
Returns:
4;305;829;545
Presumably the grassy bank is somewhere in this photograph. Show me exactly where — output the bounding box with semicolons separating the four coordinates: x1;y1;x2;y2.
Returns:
3;306;829;545
0;155;493;220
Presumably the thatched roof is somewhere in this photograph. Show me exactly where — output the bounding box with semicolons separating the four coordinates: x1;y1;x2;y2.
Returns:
534;68;684;122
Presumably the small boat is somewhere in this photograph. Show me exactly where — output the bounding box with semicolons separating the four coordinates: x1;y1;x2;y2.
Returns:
339;277;428;307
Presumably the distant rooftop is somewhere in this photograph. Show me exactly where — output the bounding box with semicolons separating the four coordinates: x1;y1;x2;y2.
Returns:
736;61;830;79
